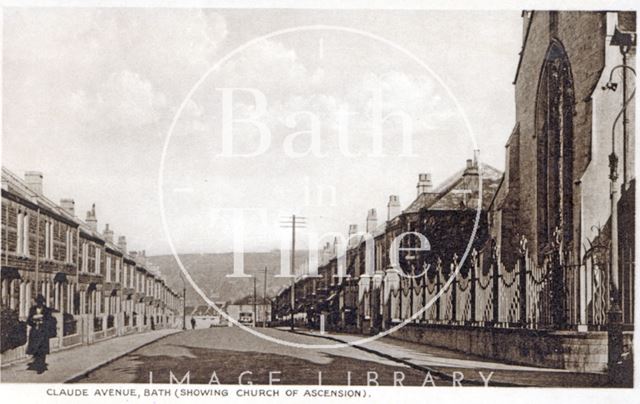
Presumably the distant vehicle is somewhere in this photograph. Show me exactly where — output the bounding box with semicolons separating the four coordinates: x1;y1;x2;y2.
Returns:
238;312;253;325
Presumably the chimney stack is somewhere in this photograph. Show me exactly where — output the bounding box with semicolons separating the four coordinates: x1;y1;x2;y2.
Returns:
103;224;114;243
416;173;433;196
60;198;75;217
25;171;43;195
463;156;479;177
132;250;146;265
366;208;378;233
118;236;127;254
86;203;97;231
387;195;401;220
348;224;358;248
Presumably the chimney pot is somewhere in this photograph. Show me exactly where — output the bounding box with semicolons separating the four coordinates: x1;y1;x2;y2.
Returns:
464;156;479;176
348;224;359;248
86;203;97;231
118;236;127;254
103;223;114;243
366;208;378;233
24;171;43;195
60;198;75;216
387;195;401;220
416;173;433;196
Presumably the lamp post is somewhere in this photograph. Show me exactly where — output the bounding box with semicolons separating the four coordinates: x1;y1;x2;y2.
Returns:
605;26;635;384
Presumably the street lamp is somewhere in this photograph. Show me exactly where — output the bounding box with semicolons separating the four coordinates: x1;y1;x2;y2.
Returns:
604;25;636;384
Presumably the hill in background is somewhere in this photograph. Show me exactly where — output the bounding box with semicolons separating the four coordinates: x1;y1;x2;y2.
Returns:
148;251;311;306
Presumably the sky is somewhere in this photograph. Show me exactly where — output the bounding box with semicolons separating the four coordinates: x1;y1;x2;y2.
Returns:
2;8;522;255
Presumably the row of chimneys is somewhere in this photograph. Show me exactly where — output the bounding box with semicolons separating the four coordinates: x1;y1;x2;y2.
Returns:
348;163;479;238
342;172;435;242
23;171;128;253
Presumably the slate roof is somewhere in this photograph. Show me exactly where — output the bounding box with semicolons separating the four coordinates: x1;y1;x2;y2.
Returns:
1;167;167;280
404;163;503;213
2;167;77;223
188;303;227;316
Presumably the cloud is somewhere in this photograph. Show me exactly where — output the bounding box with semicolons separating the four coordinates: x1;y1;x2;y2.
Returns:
2;8;230;253
4;8;229;131
68;70;166;132
217;39;309;95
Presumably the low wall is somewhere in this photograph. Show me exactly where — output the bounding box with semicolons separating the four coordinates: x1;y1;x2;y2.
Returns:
386;324;634;373
2;313;178;366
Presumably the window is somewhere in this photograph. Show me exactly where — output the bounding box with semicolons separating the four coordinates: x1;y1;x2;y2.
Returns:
115;259;121;283
535;40;575;328
65;229;73;263
95;248;101;274
44;221;54;260
81;242;89;272
1;278;9;307
16;210;29;256
535;40;575;252
16;211;23;255
106;256;112;282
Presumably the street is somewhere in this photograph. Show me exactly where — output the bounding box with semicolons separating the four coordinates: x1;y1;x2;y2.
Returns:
75;327;445;385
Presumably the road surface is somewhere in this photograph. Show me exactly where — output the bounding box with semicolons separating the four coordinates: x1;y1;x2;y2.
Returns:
76;327;447;385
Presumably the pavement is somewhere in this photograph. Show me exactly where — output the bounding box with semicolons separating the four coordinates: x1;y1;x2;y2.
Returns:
0;328;180;383
291;328;611;387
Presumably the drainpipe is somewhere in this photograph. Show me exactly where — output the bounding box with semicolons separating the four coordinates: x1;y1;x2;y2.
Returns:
35;207;40;293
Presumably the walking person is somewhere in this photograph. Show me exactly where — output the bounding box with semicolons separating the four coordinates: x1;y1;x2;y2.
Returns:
26;294;54;374
190;317;196;329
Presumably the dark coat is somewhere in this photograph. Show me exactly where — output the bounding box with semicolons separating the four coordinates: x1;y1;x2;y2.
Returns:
26;305;53;356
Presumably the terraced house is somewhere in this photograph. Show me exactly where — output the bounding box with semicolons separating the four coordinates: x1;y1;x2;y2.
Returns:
0;168;182;364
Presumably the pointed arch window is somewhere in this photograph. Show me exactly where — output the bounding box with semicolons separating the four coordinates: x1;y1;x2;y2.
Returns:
535;40;575;254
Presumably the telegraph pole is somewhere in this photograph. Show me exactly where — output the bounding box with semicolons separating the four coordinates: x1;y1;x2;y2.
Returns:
252;276;257;327
263;266;267;328
280;214;306;331
291;215;296;331
182;287;186;330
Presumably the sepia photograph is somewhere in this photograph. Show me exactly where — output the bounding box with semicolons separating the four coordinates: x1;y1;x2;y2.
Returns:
0;1;637;402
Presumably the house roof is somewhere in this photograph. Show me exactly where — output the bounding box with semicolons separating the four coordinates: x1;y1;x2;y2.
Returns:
1;166;171;286
232;295;272;305
404;163;503;213
188;305;217;316
2;167;77;224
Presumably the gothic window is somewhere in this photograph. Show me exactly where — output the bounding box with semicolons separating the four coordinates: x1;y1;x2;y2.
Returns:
535;40;575;254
